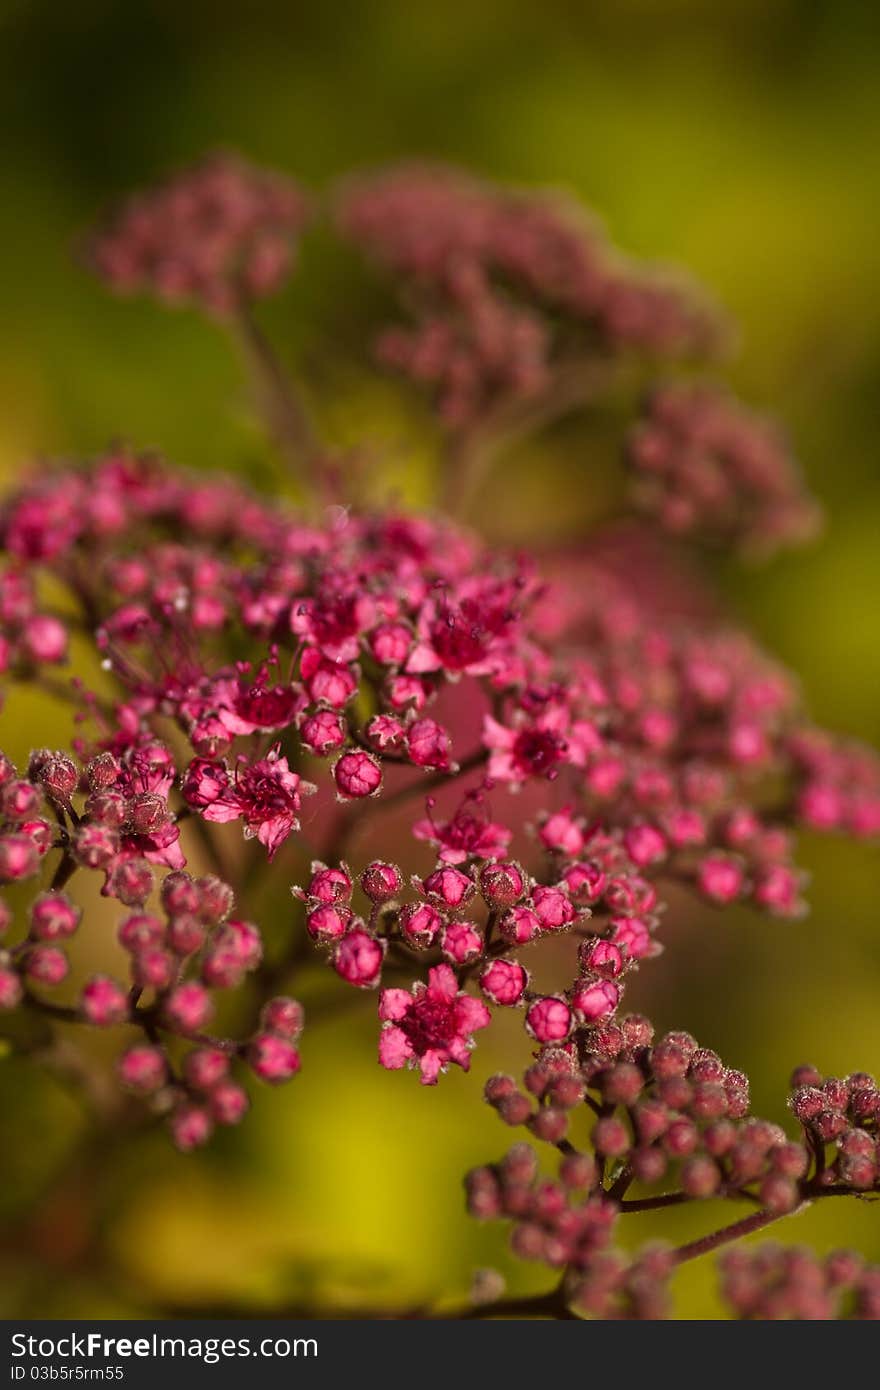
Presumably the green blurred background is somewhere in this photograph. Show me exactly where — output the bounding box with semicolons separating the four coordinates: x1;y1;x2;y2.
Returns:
0;0;878;1317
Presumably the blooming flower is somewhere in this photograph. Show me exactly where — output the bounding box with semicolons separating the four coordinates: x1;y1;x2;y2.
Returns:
378;964;491;1083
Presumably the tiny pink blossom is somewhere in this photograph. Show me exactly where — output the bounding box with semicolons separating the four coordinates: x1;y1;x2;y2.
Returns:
299;708;346;755
579;938;624;978
561;861;607;905
623;823;668;867
168;1104;213;1152
0;834;41;883
479;860;527;908
209;1080;250;1125
413;798;511;864
29;893;81;940
302;863;353;904
378;964;491;1084
24;946;69;986
610;916;655;961
259;996;304;1040
183;1047;230;1090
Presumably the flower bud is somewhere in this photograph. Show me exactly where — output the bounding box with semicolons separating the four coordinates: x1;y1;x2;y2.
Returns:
333;928;385;987
29;892;81;941
248;1032;301;1083
117;1044;166;1094
81;975;129;1026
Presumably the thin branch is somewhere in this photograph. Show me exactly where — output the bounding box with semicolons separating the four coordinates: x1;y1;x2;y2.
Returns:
442;357;618;517
671;1203;806;1265
228;304;328;504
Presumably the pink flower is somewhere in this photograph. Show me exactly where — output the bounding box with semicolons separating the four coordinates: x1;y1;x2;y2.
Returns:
299;649;358;708
168;1104;213;1152
413;797;511;864
623;823;667;867
301;863;353;904
163;981;213;1033
378;964;491;1084
306;903;350;942
186;749;315;858
483;709;569;785
499;905;541;944
299;708;346;755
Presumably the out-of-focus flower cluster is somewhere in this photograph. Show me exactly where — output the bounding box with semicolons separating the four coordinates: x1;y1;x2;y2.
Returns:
719;1245;880;1319
337;163;724;427
86;153;309;316
626;383;821;556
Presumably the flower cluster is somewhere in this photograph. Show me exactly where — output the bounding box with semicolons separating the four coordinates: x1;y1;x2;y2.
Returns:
0;150;877;1319
338;163;723;427
789;1066;879;1193
626;383;821;555
466;1024;879;1317
0;569;68;673
1;446;878;1107
0;753;302;1150
86;153;309;315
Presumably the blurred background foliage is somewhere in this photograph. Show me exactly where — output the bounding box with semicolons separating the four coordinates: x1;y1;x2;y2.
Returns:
0;0;877;1318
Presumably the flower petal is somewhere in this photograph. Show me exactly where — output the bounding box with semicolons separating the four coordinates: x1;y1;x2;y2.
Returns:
378;1025;413;1070
378;988;413;1022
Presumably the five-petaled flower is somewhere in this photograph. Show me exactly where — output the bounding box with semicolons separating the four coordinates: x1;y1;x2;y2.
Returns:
378;964;491;1084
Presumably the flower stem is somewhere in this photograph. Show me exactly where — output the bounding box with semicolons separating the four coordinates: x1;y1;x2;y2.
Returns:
228;305;329;505
671;1203;806;1265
